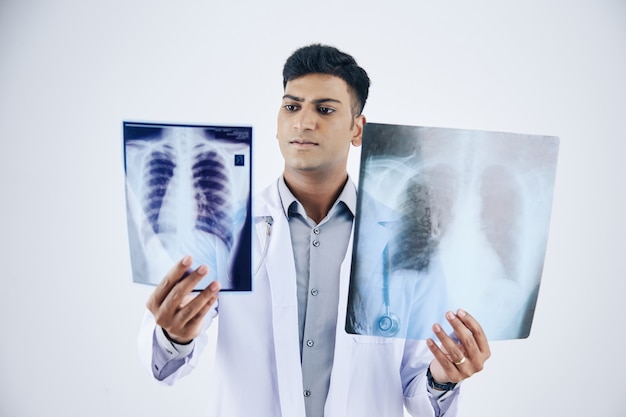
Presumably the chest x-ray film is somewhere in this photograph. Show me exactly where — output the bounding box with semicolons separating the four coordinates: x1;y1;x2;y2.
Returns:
123;121;252;291
346;123;559;340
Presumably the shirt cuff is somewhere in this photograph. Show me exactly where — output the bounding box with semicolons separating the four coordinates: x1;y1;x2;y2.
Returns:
155;326;195;360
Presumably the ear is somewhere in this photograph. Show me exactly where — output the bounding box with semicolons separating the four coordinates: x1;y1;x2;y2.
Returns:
351;114;366;147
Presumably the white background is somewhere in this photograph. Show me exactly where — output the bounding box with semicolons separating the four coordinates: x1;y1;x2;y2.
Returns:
1;1;624;416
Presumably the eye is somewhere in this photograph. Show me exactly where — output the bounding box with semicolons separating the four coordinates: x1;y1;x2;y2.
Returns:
283;104;299;112
318;106;335;115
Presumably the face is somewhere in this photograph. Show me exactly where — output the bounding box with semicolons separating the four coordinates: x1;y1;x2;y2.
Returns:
276;73;365;179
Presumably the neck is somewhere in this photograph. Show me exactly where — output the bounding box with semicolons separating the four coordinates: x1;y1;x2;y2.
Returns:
283;169;348;224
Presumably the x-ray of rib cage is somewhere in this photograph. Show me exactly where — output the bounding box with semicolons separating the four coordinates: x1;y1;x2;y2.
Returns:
346;123;559;340
124;122;252;291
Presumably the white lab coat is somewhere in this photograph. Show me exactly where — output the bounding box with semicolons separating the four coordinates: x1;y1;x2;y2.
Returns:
138;179;459;417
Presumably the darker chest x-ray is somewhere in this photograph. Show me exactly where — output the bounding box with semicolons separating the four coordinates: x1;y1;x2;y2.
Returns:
124;122;252;291
346;123;559;340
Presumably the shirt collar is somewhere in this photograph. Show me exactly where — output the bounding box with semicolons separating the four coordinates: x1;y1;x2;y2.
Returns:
277;175;357;221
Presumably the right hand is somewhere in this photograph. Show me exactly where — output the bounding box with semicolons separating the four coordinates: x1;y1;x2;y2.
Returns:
146;256;221;344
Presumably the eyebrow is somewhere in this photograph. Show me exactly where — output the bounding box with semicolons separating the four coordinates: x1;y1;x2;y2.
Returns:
282;94;342;105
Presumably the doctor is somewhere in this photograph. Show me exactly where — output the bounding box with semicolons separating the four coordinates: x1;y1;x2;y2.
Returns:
138;44;490;417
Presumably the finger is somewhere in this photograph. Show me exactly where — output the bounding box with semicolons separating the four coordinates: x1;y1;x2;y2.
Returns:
176;281;221;324
147;256;193;311
426;337;462;382
160;264;209;313
170;282;221;342
446;311;480;358
180;293;196;308
433;319;466;364
171;264;211;297
456;309;490;357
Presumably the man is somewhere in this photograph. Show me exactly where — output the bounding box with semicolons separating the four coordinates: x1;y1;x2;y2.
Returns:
138;44;490;417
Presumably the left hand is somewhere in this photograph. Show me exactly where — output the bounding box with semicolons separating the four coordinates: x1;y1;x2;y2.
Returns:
427;309;491;384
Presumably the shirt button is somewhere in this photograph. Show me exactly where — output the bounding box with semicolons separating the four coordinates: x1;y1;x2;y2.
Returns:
306;340;314;347
311;288;319;296
313;227;320;234
303;390;311;397
312;240;320;247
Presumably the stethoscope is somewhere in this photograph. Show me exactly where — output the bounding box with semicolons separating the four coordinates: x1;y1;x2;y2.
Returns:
376;243;400;337
254;216;273;275
254;215;400;337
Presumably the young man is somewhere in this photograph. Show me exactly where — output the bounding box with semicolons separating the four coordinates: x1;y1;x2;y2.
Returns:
139;44;490;417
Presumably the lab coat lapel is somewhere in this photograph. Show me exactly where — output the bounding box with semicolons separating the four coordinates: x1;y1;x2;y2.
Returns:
255;188;306;417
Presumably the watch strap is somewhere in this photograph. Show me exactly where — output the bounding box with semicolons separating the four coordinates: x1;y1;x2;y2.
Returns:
427;367;457;391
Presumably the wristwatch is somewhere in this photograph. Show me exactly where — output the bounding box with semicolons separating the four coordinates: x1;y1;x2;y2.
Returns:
427;367;457;391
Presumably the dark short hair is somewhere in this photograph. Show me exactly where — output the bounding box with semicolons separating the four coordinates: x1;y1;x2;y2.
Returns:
282;44;370;115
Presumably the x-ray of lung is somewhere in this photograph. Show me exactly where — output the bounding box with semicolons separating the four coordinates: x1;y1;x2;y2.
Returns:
346;123;559;340
123;122;252;291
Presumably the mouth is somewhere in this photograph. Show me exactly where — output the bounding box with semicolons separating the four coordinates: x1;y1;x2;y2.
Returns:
290;138;318;146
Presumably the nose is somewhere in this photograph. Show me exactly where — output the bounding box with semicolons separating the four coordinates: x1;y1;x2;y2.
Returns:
293;107;317;131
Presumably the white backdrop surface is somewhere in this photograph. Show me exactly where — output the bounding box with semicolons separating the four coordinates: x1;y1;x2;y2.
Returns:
0;1;624;416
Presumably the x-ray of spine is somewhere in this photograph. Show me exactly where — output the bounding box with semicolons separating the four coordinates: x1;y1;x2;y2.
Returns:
346;123;559;340
124;122;252;291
